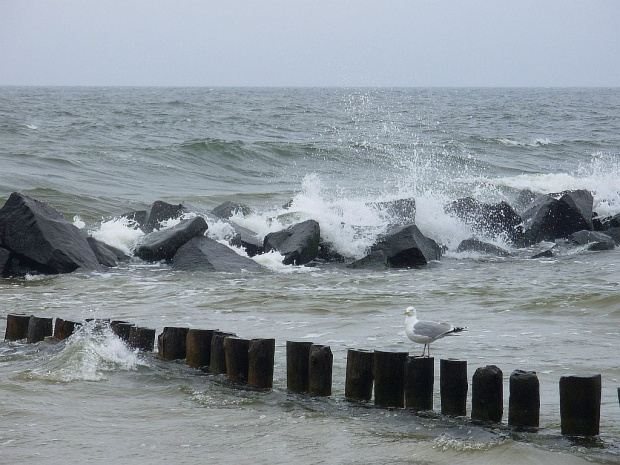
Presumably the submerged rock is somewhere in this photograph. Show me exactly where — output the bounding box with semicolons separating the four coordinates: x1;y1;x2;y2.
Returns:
135;216;208;262
172;236;263;272
264;220;320;265
0;192;102;275
569;230;615;251
456;238;512;257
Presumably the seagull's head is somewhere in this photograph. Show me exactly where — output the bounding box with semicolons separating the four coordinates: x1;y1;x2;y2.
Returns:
403;306;416;317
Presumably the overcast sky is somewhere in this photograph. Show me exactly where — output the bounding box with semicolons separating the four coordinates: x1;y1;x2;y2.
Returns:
1;0;619;87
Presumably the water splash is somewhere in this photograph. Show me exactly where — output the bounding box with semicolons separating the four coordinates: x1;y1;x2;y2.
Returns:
90;217;145;254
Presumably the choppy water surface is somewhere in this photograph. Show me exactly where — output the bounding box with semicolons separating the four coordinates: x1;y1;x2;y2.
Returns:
1;87;619;464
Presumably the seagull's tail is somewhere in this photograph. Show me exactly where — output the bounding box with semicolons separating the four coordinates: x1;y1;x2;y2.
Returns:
446;326;467;336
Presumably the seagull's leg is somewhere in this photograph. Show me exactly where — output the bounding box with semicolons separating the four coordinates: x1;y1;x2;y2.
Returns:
421;344;427;357
428;345;431;358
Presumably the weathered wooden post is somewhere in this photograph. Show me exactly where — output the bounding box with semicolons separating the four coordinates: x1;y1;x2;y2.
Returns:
308;344;333;396
440;359;468;416
345;348;374;402
27;315;53;343
111;321;134;342
53;318;81;340
157;327;189;361
286;341;313;393
405;356;434;411
559;373;601;437
224;336;250;384
128;326;156;351
471;365;503;423
508;370;540;428
186;329;217;370
373;349;408;408
248;338;276;389
5;314;32;341
210;331;235;375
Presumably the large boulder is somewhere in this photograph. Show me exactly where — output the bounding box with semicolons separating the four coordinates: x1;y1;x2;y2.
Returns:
446;197;523;244
555;190;594;237
172;236;263;272
0;193;102;275
347;250;388;270
135;216;208;262
520;195;559;246
143;201;188;233
569;230;615;251
456;238;512;257
0;247;10;276
365;224;441;268
211;201;251;219
86;236;130;267
263;220;320;265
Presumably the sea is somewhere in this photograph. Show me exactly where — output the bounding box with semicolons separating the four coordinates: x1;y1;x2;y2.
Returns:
0;87;619;464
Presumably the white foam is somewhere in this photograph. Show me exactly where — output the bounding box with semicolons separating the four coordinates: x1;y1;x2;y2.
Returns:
90;217;144;254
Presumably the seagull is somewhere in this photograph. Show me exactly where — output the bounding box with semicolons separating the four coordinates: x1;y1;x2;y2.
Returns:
404;306;466;357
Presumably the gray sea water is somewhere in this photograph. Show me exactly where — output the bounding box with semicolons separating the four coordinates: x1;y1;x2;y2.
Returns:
1;87;619;464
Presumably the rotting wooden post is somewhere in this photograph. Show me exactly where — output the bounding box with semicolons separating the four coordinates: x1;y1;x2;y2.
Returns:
308;344;333;396
27;315;53;343
560;373;602;437
405;356;434;412
128;326;156;352
224;336;251;384
345;348;374;402
186;329;217;370
157;327;189;361
440;359;468;416
111;321;134;342
5;314;32;341
248;338;276;389
508;370;540;428
286;341;313;393
373;349;408;408
471;365;503;423
53;318;82;340
210;331;235;375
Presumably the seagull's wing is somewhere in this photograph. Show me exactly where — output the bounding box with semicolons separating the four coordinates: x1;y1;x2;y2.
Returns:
413;320;454;339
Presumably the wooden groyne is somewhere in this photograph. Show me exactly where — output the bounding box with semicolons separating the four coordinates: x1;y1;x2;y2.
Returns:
4;313;613;438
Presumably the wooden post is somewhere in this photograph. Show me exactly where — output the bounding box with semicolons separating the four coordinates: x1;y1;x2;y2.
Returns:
128;326;156;351
248;338;276;389
345;349;374;402
157;327;189;361
224;336;250;384
186;329;217;370
508;370;540;428
53;318;81;340
111;321;134;342
308;344;333;396
27;315;53;343
440;359;468;416
210;332;235;375
560;373;601;437
5;314;32;341
286;341;313;393
405;356;434;411
471;365;503;423
373;350;408;408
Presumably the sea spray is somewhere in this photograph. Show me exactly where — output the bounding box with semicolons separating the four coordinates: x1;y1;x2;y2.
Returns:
90;217;145;254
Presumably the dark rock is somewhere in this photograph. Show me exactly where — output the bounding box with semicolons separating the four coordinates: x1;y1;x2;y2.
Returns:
369;224;441;268
520;195;559;246
603;227;620;245
513;189;538;214
172;236;263;272
212;201;251;219
136;216;208;262
120;210;147;230
600;213;620;230
555;190;594;237
0;247;10;276
0;192;102;275
456;238;512;257
531;246;555;259
87;237;119;267
143;201;188;233
347;250;388;269
263;220;320;265
569;230;615;251
229;226;264;257
446;197;523;244
317;241;346;263
369;198;416;225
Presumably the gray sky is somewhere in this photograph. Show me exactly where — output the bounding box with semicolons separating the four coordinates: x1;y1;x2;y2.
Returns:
1;0;619;87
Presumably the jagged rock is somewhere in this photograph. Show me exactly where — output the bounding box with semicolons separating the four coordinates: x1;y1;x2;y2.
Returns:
120;210;147;230
0;192;102;275
172;236;263;272
135;216;208;262
603;227;620;245
229;225;264;257
456;238;512;257
143;201;188;233
0;247;10;275
555;190;593;236
316;241;346;263
512;189;538;214
263;220;320;265
212;201;251;219
531;247;555;259
369;198;416;225
520;195;559;246
446;197;523;244
600;213;620;230
347;250;388;269
367;224;441;268
86;236;130;267
569;230;615;251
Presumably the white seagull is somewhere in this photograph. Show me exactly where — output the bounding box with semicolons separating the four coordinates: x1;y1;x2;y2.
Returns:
404;306;466;357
